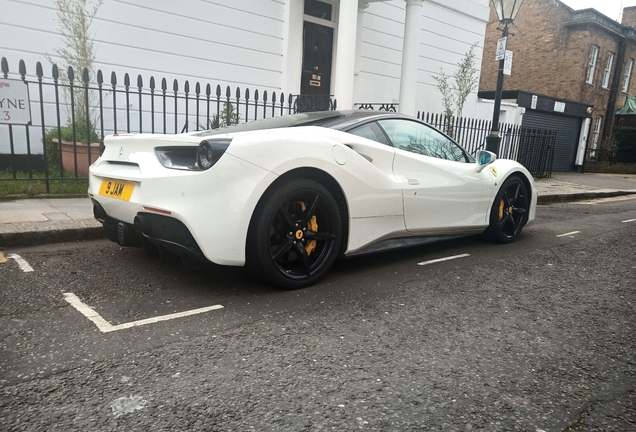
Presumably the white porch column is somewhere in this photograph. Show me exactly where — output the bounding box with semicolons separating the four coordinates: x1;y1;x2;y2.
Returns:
354;1;370;76
282;0;305;95
333;0;359;110
398;0;424;116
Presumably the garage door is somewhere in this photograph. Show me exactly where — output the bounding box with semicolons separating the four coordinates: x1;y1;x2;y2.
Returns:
522;112;582;172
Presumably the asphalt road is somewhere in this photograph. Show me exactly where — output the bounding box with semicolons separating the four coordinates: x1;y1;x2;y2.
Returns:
1;196;635;431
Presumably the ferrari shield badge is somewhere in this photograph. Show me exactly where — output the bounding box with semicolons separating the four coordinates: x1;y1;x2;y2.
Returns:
489;167;498;177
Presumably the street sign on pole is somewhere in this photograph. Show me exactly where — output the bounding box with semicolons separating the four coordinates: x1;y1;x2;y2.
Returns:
495;36;508;61
503;50;513;75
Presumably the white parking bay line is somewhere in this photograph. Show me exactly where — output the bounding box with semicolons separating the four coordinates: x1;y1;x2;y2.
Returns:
63;292;223;333
556;231;580;237
417;253;470;266
8;254;34;272
622;219;636;223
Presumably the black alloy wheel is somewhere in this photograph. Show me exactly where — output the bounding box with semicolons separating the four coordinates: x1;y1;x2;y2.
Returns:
486;175;529;243
248;178;342;289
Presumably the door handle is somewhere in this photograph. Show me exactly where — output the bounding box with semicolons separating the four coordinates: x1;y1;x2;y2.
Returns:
408;179;419;185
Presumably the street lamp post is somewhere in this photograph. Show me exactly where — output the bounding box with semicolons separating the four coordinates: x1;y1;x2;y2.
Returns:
485;0;524;155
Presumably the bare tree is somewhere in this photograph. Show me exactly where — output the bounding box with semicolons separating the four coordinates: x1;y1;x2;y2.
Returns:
49;0;102;130
432;70;454;120
434;43;480;119
453;43;479;118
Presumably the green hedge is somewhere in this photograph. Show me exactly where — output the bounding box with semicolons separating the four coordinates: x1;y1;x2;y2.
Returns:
614;127;636;163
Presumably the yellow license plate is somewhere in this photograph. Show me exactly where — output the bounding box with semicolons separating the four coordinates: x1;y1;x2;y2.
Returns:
98;179;135;201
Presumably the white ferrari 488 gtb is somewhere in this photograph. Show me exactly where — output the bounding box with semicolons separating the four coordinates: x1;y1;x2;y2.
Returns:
89;110;536;289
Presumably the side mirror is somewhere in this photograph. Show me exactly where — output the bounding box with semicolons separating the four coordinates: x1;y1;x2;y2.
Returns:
475;150;496;172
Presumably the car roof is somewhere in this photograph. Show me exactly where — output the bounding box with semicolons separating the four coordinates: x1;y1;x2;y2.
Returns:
192;110;406;137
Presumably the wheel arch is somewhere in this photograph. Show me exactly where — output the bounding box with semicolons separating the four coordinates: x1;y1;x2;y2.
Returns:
500;170;534;222
247;167;350;258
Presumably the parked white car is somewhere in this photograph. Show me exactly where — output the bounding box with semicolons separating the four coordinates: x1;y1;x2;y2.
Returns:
89;110;536;288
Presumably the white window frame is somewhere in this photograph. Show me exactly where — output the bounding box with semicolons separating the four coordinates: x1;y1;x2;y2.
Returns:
602;52;614;89
590;116;602;158
623;58;634;93
586;45;599;85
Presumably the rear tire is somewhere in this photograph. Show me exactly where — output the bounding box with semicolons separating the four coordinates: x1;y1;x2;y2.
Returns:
486;175;529;243
247;179;342;289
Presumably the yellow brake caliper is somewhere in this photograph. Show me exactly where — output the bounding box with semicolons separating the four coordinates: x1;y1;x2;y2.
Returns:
297;202;318;256
498;199;505;221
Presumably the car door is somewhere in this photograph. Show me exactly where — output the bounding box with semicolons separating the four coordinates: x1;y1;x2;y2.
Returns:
377;119;493;233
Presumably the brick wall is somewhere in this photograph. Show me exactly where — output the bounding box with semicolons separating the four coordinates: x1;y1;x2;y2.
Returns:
479;0;636;153
481;0;573;98
622;7;636;27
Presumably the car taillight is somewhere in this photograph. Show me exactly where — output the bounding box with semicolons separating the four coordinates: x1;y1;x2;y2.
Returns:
155;146;199;170
197;139;231;170
155;138;231;171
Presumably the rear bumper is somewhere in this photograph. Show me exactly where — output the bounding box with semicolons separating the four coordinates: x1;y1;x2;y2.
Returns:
93;199;207;264
89;152;277;266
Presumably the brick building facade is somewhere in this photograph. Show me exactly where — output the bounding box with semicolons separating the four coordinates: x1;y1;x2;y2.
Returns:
479;0;636;171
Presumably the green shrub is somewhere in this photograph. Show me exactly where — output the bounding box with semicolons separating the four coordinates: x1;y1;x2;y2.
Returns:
614;127;636;163
44;128;63;176
196;103;238;130
43;120;101;176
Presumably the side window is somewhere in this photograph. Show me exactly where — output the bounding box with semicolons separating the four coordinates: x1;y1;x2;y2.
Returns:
586;45;599;85
347;122;390;145
377;119;467;162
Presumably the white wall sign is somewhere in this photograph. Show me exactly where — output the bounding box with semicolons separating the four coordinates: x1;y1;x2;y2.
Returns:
554;101;566;113
495;36;508;61
0;79;31;125
503;50;513;76
531;95;538;110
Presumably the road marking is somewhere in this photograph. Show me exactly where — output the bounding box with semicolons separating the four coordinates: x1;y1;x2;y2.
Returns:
556;231;580;237
575;195;636;205
623;218;636;223
417;253;470;266
8;254;34;272
63;292;223;333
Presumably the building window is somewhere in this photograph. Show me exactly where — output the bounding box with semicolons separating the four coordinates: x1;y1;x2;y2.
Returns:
602;52;614;89
590;116;602;158
304;0;332;21
623;58;634;93
586;46;599;85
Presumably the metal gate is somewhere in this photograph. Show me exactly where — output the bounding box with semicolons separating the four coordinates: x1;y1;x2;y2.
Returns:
522;111;582;172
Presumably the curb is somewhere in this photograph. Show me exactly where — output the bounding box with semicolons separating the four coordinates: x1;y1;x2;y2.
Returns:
537;190;636;204
0;193;89;202
0;220;105;248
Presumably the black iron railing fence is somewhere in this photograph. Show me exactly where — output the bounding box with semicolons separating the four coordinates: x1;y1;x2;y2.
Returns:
0;57;335;192
1;55;555;195
417;112;556;178
354;103;397;112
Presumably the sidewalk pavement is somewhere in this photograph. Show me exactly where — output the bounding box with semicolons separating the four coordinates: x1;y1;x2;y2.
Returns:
1;173;636;248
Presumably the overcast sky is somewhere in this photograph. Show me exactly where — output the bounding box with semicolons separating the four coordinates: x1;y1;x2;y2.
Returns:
559;0;636;21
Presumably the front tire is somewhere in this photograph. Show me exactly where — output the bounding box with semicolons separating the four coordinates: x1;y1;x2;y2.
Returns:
486;175;529;243
247;179;342;289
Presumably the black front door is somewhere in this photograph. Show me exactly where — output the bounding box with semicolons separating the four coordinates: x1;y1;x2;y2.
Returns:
301;21;333;108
